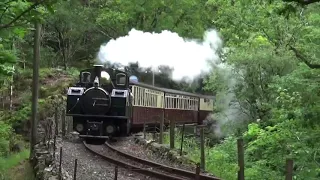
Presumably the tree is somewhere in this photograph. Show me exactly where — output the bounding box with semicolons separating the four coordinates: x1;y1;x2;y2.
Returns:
30;21;41;159
282;0;320;5
95;0;212;39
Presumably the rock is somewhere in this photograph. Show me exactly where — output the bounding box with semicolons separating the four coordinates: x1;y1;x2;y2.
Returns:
134;133;203;172
48;175;59;180
45;166;53;172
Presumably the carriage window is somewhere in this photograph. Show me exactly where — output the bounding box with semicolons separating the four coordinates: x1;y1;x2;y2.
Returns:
81;72;91;83
116;73;126;85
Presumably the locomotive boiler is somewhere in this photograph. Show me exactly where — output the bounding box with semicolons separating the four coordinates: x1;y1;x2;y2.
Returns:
66;65;132;140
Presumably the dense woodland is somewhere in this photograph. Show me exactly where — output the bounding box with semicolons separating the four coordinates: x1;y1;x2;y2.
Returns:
0;0;320;179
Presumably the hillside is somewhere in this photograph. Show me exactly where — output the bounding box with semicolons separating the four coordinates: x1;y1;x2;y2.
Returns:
0;67;78;178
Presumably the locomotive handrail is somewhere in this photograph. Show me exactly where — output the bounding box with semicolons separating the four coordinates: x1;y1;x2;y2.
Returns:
92;97;110;101
67;97;80;113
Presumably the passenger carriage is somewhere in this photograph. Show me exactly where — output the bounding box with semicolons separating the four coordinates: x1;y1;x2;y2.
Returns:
129;82;214;132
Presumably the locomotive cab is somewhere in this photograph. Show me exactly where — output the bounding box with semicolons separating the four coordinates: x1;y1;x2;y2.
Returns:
66;65;132;139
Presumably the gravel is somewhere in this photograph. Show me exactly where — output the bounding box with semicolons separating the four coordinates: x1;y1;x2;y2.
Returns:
55;137;157;180
53;133;203;180
88;143;162;180
109;136;197;173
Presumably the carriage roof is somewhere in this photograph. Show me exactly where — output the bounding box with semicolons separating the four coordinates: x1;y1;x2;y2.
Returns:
130;82;214;99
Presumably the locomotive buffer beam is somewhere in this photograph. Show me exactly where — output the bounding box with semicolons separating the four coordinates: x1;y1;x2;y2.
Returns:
80;121;108;139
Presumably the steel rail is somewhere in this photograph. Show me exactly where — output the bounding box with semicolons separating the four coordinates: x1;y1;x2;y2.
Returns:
83;141;187;180
105;141;221;180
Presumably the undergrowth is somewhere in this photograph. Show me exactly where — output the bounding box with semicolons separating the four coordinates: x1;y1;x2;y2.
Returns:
0;67;78;179
0;149;30;179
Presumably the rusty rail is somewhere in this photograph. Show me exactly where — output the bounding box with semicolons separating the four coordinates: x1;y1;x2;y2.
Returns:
105;141;221;180
83;141;186;180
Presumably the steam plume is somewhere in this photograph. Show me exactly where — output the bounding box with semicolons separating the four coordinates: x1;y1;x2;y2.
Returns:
97;28;223;81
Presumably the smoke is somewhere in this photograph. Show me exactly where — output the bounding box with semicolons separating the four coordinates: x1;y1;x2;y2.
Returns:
97;28;223;81
97;28;248;137
204;64;250;138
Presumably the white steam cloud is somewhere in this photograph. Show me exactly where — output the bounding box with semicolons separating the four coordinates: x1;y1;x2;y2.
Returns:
97;28;223;81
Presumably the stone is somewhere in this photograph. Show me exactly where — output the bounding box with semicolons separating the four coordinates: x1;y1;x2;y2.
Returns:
44;166;53;172
45;155;54;166
48;175;59;180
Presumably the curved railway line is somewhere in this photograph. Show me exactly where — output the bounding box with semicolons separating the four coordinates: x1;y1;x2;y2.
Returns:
83;140;220;180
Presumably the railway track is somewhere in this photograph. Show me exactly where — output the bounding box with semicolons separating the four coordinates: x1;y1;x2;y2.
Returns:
83;140;221;180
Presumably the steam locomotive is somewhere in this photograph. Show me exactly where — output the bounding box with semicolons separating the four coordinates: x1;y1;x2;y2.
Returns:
66;65;214;140
66;65;132;139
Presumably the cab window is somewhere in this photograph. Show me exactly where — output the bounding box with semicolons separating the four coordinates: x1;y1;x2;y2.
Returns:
116;73;126;85
81;72;91;83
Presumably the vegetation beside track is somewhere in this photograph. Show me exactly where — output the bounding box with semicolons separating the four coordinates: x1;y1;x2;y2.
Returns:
0;68;78;178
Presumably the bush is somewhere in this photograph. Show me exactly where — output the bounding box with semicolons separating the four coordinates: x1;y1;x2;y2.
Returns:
0;122;13;157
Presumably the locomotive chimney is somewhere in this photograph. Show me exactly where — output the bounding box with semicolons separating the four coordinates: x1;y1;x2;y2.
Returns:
93;64;103;79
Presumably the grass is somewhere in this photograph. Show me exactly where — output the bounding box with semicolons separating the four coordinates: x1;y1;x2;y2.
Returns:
162;130;239;180
0;149;34;180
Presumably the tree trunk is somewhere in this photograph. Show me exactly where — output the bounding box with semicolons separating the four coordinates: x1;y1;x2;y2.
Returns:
9;80;12;111
30;22;41;159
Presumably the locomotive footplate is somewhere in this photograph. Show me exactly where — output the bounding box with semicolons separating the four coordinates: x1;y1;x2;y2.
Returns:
79;135;109;139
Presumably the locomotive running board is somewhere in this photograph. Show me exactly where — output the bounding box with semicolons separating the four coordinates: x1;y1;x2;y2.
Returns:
67;114;129;119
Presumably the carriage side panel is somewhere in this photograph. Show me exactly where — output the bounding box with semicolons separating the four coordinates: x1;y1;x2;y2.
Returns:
199;97;214;122
131;85;164;127
164;93;199;125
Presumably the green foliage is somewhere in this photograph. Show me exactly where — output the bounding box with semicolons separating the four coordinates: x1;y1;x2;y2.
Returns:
0;0;57;77
0;121;13;157
0;149;30;177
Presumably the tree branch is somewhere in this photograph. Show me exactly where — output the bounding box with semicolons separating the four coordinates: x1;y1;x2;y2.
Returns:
282;0;320;5
0;0;46;30
289;46;320;69
0;5;11;24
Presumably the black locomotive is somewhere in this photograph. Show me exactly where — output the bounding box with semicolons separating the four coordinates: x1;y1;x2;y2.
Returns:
66;65;132;140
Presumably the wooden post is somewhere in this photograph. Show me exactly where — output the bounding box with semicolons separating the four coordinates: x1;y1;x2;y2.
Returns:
169;119;175;149
179;124;185;156
159;109;164;144
59;147;62;180
200;126;205;171
144;109;148;139
53;135;56;156
55;106;59;136
237;138;245;180
114;166;118;180
195;163;200;180
143;120;146;139
30;22;41;159
9;73;13;111
73;159;78;180
62;109;66;137
285;159;293;180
